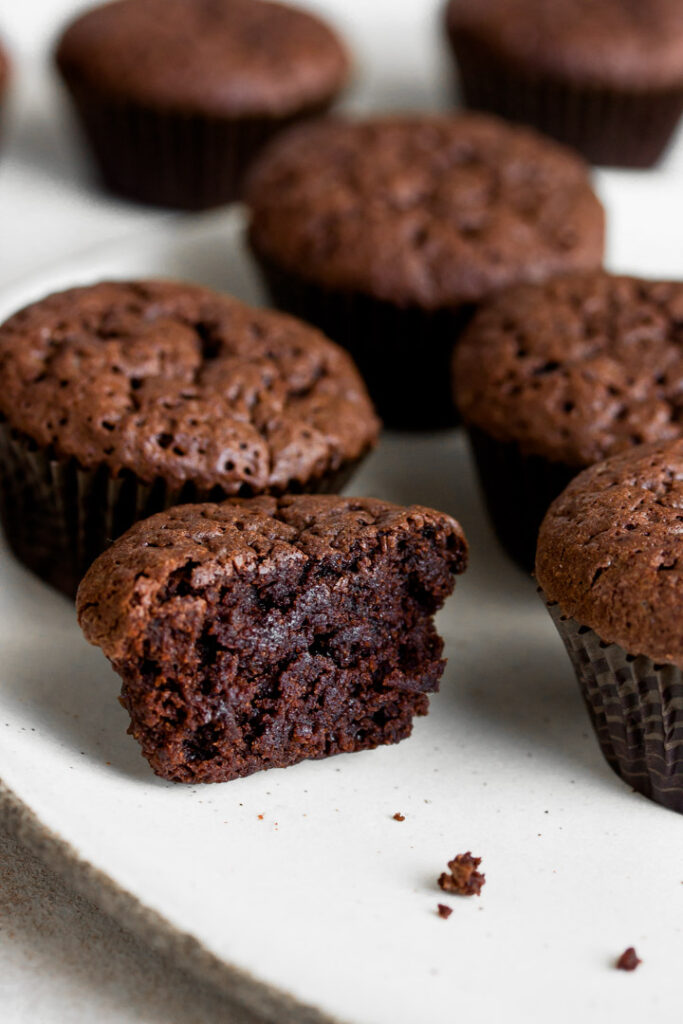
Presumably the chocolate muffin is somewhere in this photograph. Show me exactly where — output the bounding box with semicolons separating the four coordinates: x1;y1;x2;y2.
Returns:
245;114;605;428
536;439;683;813
445;0;683;168
77;495;468;783
0;280;379;597
55;0;349;209
454;273;683;570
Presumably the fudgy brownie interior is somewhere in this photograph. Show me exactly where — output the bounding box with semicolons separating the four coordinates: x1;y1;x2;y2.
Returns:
77;495;468;782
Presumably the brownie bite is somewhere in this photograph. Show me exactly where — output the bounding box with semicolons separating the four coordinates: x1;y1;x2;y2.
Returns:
445;0;683;167
246;114;605;428
77;495;468;783
0;280;379;597
454;273;683;570
55;0;349;209
536;439;683;812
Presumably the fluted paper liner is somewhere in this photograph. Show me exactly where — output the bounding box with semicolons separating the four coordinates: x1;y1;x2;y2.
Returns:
544;594;683;813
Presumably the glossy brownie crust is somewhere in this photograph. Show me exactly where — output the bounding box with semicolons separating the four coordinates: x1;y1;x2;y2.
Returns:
0;280;379;596
77;495;468;783
246;114;604;428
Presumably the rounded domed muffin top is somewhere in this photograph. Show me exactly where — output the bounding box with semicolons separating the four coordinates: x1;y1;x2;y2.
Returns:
55;0;349;117
446;0;683;90
77;494;468;662
0;39;9;92
0;280;379;492
454;273;683;468
246;114;604;310
536;439;683;664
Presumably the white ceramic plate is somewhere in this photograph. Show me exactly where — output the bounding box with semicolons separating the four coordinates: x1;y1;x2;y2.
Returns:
1;199;683;1024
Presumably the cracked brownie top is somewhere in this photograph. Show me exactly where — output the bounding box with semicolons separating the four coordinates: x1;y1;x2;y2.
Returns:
455;273;683;467
246;113;605;310
536;438;683;663
0;280;379;492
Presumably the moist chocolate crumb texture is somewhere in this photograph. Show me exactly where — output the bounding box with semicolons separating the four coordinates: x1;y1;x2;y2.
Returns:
55;0;349;209
454;273;683;570
438;852;485;896
536;439;683;813
245;113;605;429
0;280;379;597
76;495;468;783
445;0;683;168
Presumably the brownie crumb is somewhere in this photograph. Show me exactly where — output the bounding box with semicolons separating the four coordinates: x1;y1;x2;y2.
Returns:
436;904;452;920
616;948;641;972
393;812;406;822
438;852;485;896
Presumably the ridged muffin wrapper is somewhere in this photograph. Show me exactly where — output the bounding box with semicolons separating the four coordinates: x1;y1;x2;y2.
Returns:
465;426;578;572
0;424;362;599
449;33;683;168
543;595;683;813
60;79;332;210
251;248;471;430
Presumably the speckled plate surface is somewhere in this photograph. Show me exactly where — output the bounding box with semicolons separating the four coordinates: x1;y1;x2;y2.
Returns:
2;0;683;1018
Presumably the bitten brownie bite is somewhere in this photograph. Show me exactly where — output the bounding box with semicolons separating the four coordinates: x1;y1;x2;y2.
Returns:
454;273;683;570
245;113;605;428
0;280;379;597
536;439;683;813
77;495;468;783
55;0;349;209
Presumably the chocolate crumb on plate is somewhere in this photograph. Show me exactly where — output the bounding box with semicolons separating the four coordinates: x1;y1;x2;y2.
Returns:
616;948;641;972
393;813;405;822
438;852;485;896
437;904;453;920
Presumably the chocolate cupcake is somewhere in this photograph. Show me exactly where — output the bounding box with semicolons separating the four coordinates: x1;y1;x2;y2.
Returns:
245;114;605;429
445;0;683;168
77;495;468;783
454;273;683;570
0;280;379;597
55;0;349;209
536;439;683;813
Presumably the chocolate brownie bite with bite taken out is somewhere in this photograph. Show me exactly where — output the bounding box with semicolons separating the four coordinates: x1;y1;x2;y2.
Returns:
77;495;468;783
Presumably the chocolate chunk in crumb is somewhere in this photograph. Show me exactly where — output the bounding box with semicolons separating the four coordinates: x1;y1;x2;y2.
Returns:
393;812;405;822
616;948;641;972
437;904;453;919
438;852;485;896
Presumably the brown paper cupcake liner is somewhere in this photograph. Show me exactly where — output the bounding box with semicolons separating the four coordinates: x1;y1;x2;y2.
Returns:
60;80;331;210
543;596;683;813
465;427;578;572
0;424;364;599
449;33;683;168
251;249;471;430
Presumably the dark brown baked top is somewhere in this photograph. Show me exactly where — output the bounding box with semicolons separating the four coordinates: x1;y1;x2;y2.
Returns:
536;439;683;664
454;273;683;467
446;0;683;90
55;0;349;117
77;494;468;662
0;280;379;491
0;41;8;92
246;114;604;310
